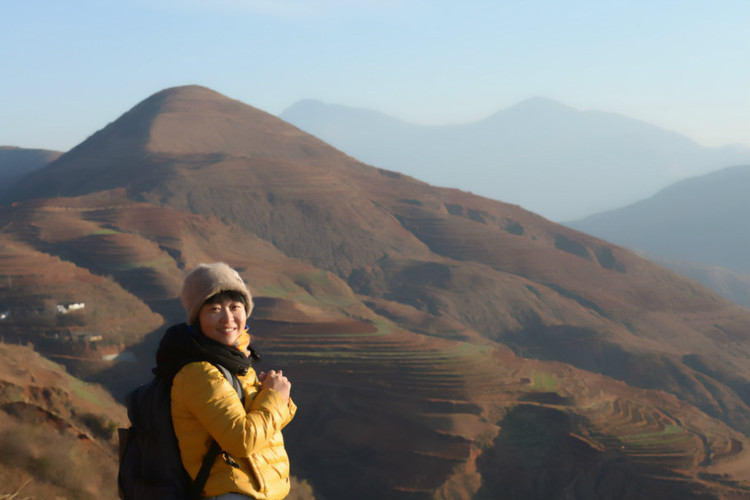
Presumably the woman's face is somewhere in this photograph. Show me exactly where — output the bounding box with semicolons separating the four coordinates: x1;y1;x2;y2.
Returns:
198;297;247;346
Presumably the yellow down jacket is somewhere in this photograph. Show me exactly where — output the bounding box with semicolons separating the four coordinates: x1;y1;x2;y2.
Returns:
171;361;297;499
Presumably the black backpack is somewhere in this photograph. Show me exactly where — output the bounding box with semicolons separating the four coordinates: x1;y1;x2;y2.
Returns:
118;363;244;500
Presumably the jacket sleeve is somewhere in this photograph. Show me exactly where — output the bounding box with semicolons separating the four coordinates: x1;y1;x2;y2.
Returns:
173;362;293;458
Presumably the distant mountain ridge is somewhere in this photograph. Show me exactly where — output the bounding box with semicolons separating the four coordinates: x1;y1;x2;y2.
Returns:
4;85;750;499
566;164;750;308
644;254;750;309
567;165;750;274
280;98;750;221
0;146;62;198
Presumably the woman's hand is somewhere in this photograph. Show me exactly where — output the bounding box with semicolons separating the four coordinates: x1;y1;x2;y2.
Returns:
258;369;291;401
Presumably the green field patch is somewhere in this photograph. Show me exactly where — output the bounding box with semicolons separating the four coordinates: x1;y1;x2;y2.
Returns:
619;424;691;445
100;256;172;272
278;342;488;367
0;382;26;404
276;317;393;340
590;424;694;454
276;323;388;340
89;228;120;236
257;283;299;298
530;371;559;391
69;379;107;407
277;351;375;360
257;280;356;311
292;292;356;309
372;317;393;335
279;331;387;339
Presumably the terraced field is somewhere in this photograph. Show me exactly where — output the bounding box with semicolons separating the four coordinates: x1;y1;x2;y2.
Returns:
4;85;750;499
0;234;161;345
247;310;750;498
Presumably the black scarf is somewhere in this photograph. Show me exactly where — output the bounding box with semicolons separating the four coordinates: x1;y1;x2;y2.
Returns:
155;323;258;379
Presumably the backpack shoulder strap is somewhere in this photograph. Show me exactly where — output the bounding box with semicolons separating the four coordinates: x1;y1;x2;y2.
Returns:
189;363;245;499
214;363;245;403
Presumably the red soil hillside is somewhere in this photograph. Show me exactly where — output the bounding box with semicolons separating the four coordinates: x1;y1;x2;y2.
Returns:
2;85;750;499
0;343;124;500
0;228;162;347
250;312;750;499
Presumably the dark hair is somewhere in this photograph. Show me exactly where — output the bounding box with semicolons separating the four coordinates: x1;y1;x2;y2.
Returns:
191;290;249;329
203;290;248;309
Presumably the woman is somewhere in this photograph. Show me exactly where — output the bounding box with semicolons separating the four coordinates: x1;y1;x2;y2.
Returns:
155;262;296;500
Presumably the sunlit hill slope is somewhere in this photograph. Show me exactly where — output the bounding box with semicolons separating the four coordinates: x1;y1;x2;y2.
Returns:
2;85;750;500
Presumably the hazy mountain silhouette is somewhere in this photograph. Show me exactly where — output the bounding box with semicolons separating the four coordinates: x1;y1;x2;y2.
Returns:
566;165;750;308
280;98;750;221
4;86;750;500
566;165;750;273
0;146;62;198
643;254;750;309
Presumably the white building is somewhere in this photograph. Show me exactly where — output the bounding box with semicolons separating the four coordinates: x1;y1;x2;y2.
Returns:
56;303;85;314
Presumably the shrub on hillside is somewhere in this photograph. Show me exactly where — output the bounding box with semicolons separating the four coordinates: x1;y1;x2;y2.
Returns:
77;411;118;442
287;476;317;500
0;412;118;500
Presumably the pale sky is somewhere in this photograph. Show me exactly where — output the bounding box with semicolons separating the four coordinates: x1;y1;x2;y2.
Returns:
1;0;748;152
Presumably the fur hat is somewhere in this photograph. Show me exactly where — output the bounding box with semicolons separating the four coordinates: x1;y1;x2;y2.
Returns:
181;262;253;324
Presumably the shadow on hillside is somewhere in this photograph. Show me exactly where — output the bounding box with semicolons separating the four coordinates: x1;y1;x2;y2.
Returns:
475;405;719;500
504;325;750;435
82;297;184;402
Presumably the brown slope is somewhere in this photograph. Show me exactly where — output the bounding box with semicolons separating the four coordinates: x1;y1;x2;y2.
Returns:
4;238;750;500
3;86;750;499
360;188;750;430
0;188;359;328
4;191;750;499
6;85;750;422
74;86;750;433
0;229;162;347
3;85;349;203
0;343;124;500
250;313;750;500
0;188;377;363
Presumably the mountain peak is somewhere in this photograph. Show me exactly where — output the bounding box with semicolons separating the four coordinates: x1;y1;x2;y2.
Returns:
512;96;572;110
58;84;304;160
127;85;287;156
490;96;577;120
4;86;332;202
